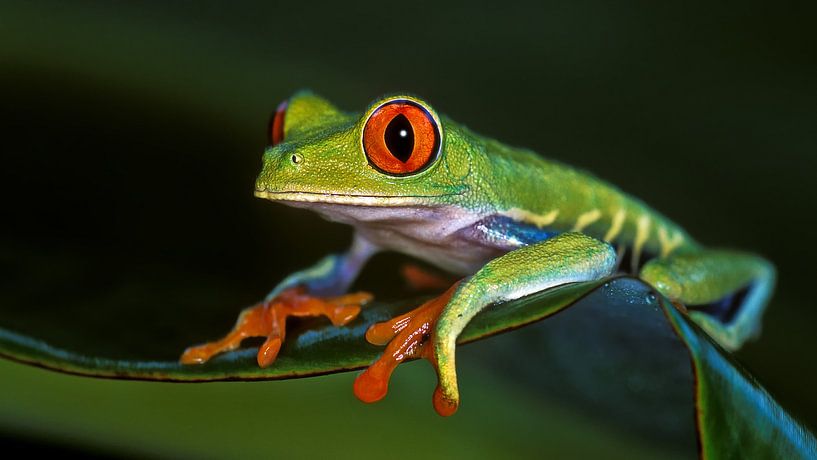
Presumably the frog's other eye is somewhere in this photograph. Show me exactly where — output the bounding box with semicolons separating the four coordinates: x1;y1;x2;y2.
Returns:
363;100;441;176
268;100;288;146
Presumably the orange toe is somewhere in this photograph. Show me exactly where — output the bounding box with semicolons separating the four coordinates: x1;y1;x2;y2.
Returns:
353;359;393;403
353;282;461;415
401;264;455;291
258;336;282;368
433;385;459;417
179;345;218;365
326;304;363;327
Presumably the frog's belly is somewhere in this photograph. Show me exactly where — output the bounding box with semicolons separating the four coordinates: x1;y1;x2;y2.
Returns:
357;224;507;275
301;202;509;275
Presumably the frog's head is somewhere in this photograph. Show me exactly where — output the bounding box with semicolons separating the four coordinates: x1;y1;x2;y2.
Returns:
254;91;473;217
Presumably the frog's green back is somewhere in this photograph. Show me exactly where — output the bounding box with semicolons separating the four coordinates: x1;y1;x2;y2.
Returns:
445;120;698;259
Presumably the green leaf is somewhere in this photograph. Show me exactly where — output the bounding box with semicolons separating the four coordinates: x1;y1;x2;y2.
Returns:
2;274;815;458
663;304;817;459
0;276;601;381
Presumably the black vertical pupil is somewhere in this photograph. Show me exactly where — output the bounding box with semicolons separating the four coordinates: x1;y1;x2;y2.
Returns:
384;114;414;163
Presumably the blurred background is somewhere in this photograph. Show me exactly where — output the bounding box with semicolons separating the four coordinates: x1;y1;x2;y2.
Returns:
1;1;815;458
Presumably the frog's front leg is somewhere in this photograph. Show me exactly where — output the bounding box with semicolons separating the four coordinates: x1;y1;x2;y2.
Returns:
265;234;378;299
181;234;378;367
355;232;617;416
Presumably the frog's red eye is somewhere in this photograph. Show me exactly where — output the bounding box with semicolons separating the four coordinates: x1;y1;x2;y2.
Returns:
268;100;288;146
363;100;441;176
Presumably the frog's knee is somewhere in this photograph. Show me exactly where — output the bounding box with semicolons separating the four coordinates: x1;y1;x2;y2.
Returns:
640;261;683;300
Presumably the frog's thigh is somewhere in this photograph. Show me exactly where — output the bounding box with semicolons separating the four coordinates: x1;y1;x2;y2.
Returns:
640;250;775;351
434;232;618;406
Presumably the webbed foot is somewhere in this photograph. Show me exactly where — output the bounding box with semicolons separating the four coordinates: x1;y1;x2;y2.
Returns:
353;282;462;416
180;287;373;367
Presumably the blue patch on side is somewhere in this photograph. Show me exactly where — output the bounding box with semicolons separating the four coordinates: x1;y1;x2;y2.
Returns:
692;283;751;325
476;215;560;248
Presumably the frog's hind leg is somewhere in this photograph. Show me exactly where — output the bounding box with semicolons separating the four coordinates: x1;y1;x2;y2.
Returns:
640;250;775;351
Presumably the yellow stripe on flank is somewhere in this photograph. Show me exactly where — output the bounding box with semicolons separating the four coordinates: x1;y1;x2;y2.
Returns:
658;226;685;257
603;209;626;242
632;214;651;270
502;208;560;228
572;209;602;232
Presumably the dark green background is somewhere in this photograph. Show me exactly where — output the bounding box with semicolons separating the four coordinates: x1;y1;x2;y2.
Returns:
2;1;815;458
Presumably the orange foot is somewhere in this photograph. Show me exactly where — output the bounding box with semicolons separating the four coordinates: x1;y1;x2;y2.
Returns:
401;263;455;291
180;287;373;367
353;281;461;416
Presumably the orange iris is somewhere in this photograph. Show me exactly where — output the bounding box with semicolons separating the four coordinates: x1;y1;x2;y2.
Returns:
363;100;440;175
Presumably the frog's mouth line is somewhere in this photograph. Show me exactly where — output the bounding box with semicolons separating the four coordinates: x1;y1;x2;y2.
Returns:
254;190;463;206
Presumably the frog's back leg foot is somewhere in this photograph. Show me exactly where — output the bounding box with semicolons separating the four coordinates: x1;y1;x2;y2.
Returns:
400;263;456;291
180;287;372;367
640;250;775;351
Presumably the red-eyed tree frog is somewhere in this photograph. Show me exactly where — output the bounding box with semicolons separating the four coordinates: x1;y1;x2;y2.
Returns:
181;92;775;417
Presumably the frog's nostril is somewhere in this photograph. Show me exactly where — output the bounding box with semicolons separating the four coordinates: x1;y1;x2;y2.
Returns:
290;153;303;165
